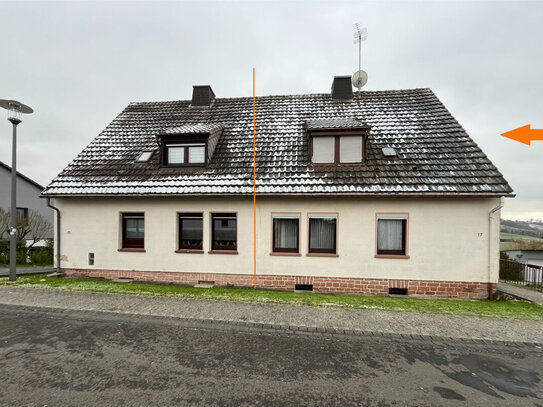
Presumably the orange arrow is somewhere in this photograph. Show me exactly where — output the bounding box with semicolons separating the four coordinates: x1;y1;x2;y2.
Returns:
501;125;543;145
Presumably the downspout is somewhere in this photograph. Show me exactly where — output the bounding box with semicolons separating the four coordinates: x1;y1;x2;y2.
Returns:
46;197;61;274
488;197;504;299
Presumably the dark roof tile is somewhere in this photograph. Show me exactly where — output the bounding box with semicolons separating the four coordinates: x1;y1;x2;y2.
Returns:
42;89;513;197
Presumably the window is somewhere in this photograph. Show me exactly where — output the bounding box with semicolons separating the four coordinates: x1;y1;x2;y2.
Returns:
135;151;154;163
308;214;337;254
121;213;145;249
16;207;28;221
179;213;203;250
211;213;237;251
164;143;206;166
311;136;363;164
376;214;408;256
312;137;335;163
339;136;363;163
272;214;300;253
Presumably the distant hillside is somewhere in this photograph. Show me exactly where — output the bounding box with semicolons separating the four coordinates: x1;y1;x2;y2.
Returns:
501;218;543;250
501;219;543;239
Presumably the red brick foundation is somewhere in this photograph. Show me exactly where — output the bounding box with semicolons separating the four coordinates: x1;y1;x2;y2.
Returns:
63;268;496;299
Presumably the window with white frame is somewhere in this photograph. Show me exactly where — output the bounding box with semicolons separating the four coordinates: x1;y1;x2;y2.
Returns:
272;214;300;253
308;214;337;254
376;214;408;256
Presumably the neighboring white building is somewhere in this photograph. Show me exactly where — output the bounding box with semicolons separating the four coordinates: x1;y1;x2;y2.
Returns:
0;161;53;240
505;250;543;267
42;78;514;299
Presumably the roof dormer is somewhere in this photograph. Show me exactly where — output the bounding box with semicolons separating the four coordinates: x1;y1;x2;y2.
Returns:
305;118;369;165
157;123;223;168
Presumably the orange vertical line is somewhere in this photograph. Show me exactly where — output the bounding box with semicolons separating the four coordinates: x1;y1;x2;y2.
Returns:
253;68;256;289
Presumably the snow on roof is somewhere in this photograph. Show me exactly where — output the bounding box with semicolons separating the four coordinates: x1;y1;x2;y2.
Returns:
42;89;513;197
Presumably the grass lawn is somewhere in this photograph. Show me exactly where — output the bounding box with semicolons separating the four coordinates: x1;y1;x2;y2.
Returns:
1;274;542;320
501;232;543;240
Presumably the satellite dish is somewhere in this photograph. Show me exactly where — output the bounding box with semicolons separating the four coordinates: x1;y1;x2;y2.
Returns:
352;70;368;89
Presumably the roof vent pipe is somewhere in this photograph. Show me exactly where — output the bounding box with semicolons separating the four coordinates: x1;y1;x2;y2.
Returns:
191;85;216;107
331;76;354;100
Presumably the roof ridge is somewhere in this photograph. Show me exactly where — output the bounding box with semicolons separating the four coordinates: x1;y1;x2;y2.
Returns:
128;88;433;106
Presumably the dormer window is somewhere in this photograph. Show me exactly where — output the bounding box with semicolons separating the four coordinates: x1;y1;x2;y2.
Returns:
306;118;369;165
165;143;206;166
158;123;224;168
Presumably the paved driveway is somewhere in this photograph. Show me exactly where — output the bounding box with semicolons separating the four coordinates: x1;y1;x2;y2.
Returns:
0;305;541;406
0;266;54;277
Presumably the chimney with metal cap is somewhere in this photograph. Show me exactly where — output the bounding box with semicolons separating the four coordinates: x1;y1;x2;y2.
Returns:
191;85;215;107
331;76;353;100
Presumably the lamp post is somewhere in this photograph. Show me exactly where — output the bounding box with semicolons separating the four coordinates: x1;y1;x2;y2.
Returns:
0;99;33;282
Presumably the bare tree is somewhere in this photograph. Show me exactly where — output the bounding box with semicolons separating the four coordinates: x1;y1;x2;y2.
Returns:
18;210;52;248
0;208;9;238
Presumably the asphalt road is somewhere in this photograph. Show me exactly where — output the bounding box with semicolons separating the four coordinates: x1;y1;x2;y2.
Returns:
0;305;541;406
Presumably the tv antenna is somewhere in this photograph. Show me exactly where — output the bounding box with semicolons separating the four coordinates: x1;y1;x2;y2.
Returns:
352;23;368;91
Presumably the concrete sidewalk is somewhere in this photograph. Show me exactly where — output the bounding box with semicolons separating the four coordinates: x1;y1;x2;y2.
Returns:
0;266;54;277
498;282;543;305
0;285;542;344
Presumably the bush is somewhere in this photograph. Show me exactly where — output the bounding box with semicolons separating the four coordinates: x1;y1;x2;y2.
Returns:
0;238;27;265
0;239;53;266
28;247;53;266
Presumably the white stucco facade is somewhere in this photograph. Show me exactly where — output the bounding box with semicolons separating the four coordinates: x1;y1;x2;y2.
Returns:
54;196;502;284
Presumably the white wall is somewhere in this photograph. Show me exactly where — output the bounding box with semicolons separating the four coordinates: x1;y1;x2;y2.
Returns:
54;196;502;283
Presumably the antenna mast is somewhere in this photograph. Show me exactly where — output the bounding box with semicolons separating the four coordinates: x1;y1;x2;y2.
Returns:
353;23;367;92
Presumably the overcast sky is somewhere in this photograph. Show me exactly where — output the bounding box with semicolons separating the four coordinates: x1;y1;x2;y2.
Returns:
1;0;542;220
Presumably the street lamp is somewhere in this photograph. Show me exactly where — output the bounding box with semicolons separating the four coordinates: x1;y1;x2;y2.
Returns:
0;99;33;282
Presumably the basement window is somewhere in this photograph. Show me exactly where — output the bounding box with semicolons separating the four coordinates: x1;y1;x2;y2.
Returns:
388;287;408;295
295;284;313;292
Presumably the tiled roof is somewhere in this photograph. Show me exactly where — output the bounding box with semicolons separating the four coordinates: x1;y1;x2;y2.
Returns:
162;123;223;135
305;118;368;130
42;89;513;197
